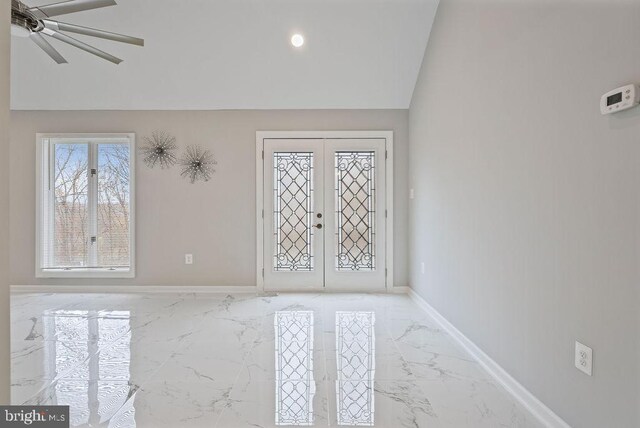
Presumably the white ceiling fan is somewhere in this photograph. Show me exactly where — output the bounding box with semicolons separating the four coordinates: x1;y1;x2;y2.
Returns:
11;0;144;64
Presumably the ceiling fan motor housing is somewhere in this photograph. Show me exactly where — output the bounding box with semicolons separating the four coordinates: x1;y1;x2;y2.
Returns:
11;0;43;34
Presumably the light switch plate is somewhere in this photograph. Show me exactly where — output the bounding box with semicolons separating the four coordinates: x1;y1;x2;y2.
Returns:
185;254;193;265
575;341;592;376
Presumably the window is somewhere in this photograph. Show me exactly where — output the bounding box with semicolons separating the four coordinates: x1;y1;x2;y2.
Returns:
36;134;135;278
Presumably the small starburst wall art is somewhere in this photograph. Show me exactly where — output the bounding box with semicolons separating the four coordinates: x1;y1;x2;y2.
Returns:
141;131;178;169
179;145;217;183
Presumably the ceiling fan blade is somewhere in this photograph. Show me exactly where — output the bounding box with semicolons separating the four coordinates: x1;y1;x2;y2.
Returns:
41;28;122;64
43;20;144;46
30;32;68;64
28;0;116;19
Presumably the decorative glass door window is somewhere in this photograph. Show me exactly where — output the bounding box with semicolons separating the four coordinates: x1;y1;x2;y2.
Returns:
275;311;316;426
273;153;315;272
335;152;376;271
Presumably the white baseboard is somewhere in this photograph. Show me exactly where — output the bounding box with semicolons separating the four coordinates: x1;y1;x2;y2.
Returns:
407;288;571;428
11;284;407;295
389;285;410;294
11;285;258;294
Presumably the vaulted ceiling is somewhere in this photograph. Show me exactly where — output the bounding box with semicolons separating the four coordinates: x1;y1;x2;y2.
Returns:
11;0;439;110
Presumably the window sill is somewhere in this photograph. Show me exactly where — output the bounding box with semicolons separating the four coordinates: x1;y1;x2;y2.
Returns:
36;268;135;279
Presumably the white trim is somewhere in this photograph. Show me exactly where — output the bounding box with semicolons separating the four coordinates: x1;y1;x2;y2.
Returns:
10;285;405;295
255;130;396;292
35;136;45;274
389;285;409;294
11;285;257;294
35;133;136;279
256;133;265;291
384;132;394;291
257;131;393;139
406;289;571;428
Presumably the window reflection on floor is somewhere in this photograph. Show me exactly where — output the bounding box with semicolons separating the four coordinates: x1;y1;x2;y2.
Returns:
274;311;315;426
43;310;135;427
336;311;375;426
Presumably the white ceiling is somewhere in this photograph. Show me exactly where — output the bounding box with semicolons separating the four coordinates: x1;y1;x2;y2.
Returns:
11;0;439;110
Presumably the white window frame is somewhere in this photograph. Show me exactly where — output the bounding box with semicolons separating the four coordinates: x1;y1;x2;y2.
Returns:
36;133;136;278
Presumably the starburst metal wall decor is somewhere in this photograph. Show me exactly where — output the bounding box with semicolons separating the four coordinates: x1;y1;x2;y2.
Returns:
179;145;217;183
141;131;178;169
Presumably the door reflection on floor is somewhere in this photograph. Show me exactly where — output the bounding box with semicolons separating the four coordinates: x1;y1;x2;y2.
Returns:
336;311;375;426
274;311;315;426
273;310;376;427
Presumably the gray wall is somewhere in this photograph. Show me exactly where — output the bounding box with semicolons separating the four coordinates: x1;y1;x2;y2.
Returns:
10;110;409;287
1;0;10;404
408;1;640;427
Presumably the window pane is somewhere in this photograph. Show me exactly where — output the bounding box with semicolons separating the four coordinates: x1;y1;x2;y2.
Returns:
97;144;131;267
335;152;376;271
53;143;89;268
273;152;315;272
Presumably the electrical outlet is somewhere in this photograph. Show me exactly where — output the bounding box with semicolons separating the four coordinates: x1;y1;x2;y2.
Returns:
420;262;425;274
575;341;592;376
185;254;193;265
409;188;415;200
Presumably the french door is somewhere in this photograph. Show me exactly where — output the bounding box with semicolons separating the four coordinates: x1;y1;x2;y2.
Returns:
261;137;387;291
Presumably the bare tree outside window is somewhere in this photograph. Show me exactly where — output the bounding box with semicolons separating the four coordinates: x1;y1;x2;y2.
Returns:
49;141;131;269
53;144;89;267
97;144;130;267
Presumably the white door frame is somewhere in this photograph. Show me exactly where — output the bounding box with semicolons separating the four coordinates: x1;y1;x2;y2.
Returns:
256;131;394;292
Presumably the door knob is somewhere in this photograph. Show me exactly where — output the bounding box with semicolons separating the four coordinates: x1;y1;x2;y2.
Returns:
313;223;323;229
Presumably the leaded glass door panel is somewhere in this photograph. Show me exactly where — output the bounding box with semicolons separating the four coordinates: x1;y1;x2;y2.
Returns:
324;139;386;291
263;137;386;291
264;139;325;290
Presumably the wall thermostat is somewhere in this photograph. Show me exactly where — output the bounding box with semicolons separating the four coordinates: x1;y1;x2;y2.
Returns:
600;84;639;115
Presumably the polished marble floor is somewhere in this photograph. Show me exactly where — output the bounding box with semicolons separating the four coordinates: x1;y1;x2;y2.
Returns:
11;292;542;428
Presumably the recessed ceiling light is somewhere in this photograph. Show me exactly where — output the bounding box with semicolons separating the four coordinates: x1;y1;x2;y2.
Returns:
291;34;304;48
